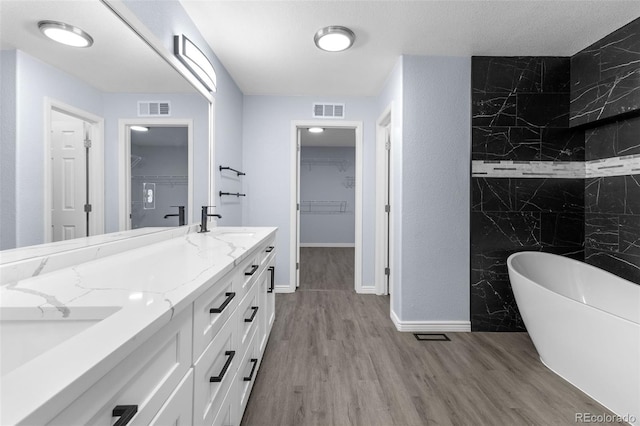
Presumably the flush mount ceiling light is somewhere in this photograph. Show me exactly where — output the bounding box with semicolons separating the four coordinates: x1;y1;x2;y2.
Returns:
174;34;217;93
130;125;149;132
314;26;355;52
308;127;324;133
38;20;93;48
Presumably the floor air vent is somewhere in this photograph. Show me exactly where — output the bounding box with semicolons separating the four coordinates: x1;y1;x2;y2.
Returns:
313;103;345;119
138;101;171;117
414;333;450;341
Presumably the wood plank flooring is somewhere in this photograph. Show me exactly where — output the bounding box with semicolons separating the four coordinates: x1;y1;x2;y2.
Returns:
242;249;614;426
299;247;354;291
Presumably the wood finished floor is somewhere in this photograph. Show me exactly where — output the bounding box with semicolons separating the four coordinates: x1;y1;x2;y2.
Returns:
242;248;613;426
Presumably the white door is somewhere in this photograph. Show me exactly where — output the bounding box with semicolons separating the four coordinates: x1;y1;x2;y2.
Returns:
383;126;391;294
295;128;301;287
51;113;87;241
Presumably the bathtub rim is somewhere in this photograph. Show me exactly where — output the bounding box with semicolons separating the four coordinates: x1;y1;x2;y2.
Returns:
507;251;639;326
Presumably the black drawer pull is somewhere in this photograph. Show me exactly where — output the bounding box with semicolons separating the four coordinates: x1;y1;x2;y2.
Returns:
244;306;259;322
265;246;274;253
210;350;235;383
244;264;259;276
112;405;138;426
268;266;275;293
210;292;236;314
243;358;258;381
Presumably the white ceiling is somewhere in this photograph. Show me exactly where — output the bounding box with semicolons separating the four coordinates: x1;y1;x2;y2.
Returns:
0;0;195;93
180;0;640;96
300;128;356;147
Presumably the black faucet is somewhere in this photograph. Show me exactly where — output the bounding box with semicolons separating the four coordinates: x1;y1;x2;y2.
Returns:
164;206;186;226
199;206;221;233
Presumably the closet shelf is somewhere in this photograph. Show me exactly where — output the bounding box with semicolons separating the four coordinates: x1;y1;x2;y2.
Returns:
301;158;351;172
300;200;348;214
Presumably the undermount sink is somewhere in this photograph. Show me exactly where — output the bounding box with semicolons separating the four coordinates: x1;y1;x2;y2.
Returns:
0;306;121;377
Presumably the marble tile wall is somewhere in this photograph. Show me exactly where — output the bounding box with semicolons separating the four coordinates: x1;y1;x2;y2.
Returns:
570;18;640;127
471;56;584;331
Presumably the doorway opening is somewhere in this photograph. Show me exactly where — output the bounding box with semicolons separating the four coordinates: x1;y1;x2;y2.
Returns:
118;120;193;230
45;99;104;243
289;121;363;293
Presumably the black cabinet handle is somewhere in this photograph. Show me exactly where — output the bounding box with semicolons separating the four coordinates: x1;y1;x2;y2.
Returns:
244;306;259;322
244;264;259;276
268;266;275;293
210;292;236;314
243;358;258;381
112;405;138;426
265;246;274;253
210;350;235;383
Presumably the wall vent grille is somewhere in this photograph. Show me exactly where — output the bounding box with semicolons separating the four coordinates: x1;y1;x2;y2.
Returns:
138;101;171;117
312;103;345;119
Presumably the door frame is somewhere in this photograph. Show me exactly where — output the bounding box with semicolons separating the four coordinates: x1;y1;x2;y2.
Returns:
375;103;395;296
289;120;364;293
44;98;105;243
118;119;194;230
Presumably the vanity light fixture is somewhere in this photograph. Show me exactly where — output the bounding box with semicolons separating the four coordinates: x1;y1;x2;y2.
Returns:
308;127;324;133
130;125;149;132
314;26;355;52
38;20;93;48
174;34;217;93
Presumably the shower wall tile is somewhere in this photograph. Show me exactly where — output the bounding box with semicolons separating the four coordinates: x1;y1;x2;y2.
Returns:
472;127;541;161
472;57;542;94
515;178;584;212
472;93;517;126
620;216;640;256
517;93;569;128
585;214;620;251
541;213;585;247
585;175;640;214
585;249;640;283
541;127;585;161
570;18;640;127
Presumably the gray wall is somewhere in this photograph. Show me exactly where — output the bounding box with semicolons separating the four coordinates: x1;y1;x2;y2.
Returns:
242;96;378;289
400;56;471;322
122;0;245;226
1;50;17;250
300;146;356;245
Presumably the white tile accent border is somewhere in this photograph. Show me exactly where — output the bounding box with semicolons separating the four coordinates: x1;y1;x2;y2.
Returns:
472;154;640;178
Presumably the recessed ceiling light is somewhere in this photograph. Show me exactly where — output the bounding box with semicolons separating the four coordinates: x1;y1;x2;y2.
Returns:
131;126;149;132
38;20;93;48
308;127;324;133
314;26;355;52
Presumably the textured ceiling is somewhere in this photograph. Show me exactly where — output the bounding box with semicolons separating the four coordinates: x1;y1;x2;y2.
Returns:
181;0;640;96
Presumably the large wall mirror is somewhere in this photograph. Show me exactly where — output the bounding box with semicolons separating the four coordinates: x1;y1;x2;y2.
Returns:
0;0;211;251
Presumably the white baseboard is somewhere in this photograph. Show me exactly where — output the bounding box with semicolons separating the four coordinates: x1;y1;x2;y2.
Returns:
356;286;377;294
390;310;471;332
274;286;295;294
299;243;355;248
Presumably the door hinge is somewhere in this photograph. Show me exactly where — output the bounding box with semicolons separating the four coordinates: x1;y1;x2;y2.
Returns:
385;267;390;276
297;203;300;211
84;138;92;149
385;204;390;213
385;141;390;150
84;204;92;213
296;262;299;270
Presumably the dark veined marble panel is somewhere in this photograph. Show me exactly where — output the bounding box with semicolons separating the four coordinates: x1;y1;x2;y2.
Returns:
470;275;525;332
541;127;585;161
585;213;620;251
620;215;640;256
517;93;570;128
541;213;585;247
472;178;515;212
515;178;584;212
585;176;627;214
598;18;640;82
625;174;640;214
539;246;585;261
471;212;541;250
570;69;640;127
472;93;517;126
472;57;542;94
585;248;640;284
472;126;541;161
585;119;618;160
616;115;640;157
541;57;571;93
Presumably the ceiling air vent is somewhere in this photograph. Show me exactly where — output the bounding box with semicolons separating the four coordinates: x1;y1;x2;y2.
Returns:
138;101;171;117
313;103;345;119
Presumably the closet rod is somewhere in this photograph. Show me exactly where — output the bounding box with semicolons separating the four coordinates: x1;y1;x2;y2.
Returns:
219;166;246;176
219;191;246;197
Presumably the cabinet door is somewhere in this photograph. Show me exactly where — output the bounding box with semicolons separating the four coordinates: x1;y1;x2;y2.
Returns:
149;369;193;426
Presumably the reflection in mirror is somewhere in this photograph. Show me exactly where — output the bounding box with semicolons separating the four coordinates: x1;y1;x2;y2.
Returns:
0;0;209;252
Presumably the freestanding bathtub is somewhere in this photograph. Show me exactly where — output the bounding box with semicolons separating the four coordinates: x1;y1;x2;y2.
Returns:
507;251;639;425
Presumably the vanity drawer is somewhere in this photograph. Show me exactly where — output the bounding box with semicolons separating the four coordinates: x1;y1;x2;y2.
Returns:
193;314;237;426
258;258;276;355
237;278;261;360
193;269;239;360
148;369;193;426
237;325;260;418
48;306;193;426
210;374;238;426
237;253;261;299
259;238;276;267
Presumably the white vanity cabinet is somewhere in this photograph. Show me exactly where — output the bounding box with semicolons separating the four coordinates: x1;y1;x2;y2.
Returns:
21;230;277;426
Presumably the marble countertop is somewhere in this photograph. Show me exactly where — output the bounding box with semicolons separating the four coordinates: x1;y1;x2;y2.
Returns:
0;226;277;425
